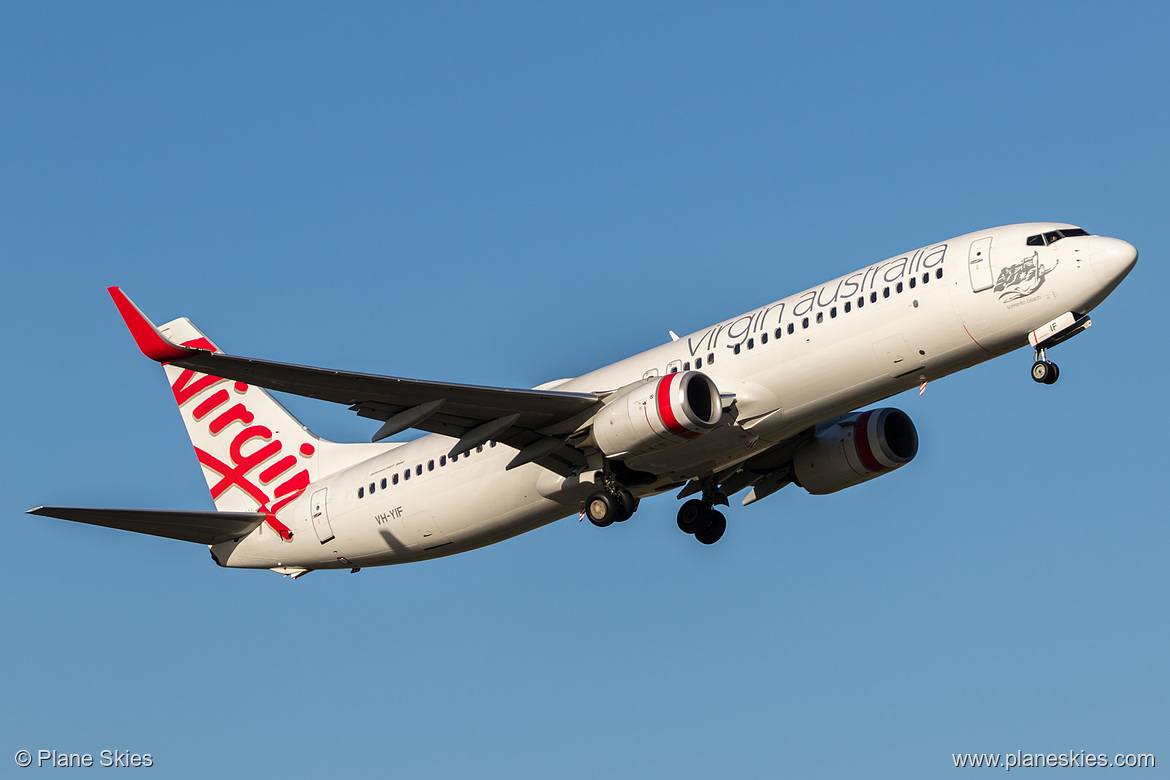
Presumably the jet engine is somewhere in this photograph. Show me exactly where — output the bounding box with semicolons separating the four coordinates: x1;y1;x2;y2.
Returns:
589;371;723;458
792;408;918;495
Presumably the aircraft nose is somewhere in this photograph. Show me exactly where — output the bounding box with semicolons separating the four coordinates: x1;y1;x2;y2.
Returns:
1088;236;1138;290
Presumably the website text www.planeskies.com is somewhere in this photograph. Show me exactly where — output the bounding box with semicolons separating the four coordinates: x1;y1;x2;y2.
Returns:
953;750;1154;770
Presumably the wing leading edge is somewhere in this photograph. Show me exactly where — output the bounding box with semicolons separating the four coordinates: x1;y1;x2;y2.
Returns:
107;288;602;475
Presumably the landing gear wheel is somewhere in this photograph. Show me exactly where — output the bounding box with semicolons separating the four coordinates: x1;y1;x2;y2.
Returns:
614;489;635;522
1044;362;1060;384
695;511;726;545
676;499;709;534
586;491;617;527
1031;360;1054;384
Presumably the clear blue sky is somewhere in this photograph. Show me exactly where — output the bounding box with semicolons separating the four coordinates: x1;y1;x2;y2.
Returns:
3;3;1166;777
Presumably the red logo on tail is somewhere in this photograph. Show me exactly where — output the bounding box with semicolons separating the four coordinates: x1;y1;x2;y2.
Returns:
171;341;314;541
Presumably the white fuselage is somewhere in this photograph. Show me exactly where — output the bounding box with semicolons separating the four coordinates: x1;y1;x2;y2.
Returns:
212;223;1135;571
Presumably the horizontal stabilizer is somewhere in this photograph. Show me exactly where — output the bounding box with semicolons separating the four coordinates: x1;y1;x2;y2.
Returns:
27;507;266;545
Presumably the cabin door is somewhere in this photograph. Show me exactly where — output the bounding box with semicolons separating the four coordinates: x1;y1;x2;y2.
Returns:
968;237;994;292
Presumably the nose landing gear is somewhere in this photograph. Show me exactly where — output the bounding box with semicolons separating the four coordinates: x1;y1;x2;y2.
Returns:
1027;312;1092;385
1031;347;1060;385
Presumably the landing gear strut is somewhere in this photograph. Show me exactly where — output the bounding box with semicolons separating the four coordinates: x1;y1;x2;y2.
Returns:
1031;346;1060;385
676;480;728;544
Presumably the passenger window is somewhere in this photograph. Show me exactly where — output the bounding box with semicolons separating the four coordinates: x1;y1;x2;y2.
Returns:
883;287;890;298
830;307;837;318
428;459;434;471
733;343;741;355
844;301;851;313
358;487;364;499
440;455;447;467
760;332;768;344
393;473;399;485
747;338;754;349
802;317;809;329
787;323;795;335
415;464;422;476
896;282;904;293
477;445;484;453
490;441;496;447
683;362;691;370
909;277;916;289
381;478;387;489
870;292;878;303
695;357;703;368
403;470;410;481
369;482;375;494
774;327;782;339
922;273;929;284
451;452;458;462
936;268;943;279
707;353;715;365
857;297;864;308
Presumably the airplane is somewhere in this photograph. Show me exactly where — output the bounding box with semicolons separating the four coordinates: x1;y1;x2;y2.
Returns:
28;223;1137;577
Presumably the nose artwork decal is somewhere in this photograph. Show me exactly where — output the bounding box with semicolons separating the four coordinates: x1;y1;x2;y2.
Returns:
995;252;1057;302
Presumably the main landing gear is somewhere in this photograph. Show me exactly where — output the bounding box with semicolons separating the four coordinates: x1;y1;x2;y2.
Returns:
676;481;729;545
584;486;637;527
583;474;731;546
1031;346;1060;385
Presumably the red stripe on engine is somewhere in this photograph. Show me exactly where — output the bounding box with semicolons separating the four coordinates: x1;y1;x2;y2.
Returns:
656;373;697;439
853;410;887;473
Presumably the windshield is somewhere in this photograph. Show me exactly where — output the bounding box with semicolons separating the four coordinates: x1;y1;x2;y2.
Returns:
1027;227;1090;246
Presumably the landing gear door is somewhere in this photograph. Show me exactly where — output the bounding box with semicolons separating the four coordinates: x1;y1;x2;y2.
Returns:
968;237;994;292
310;488;335;544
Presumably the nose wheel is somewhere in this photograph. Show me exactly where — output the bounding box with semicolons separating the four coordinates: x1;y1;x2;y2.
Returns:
1031;347;1060;385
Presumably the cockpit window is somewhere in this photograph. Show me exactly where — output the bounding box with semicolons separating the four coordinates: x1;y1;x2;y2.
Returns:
1028;228;1090;247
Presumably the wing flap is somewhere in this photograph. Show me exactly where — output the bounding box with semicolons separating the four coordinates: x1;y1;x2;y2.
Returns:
27;507;266;545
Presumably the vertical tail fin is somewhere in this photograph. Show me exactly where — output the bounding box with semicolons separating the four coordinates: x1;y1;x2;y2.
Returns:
109;289;402;538
157;318;323;529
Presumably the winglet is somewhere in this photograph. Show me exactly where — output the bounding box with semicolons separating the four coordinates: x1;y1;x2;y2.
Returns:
107;287;200;363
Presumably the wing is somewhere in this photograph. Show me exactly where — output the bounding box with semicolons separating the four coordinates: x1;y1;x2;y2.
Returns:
109;288;603;475
27;507;266;545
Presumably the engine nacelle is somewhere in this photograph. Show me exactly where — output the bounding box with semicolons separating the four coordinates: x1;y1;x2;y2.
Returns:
793;408;918;495
590;371;723;458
